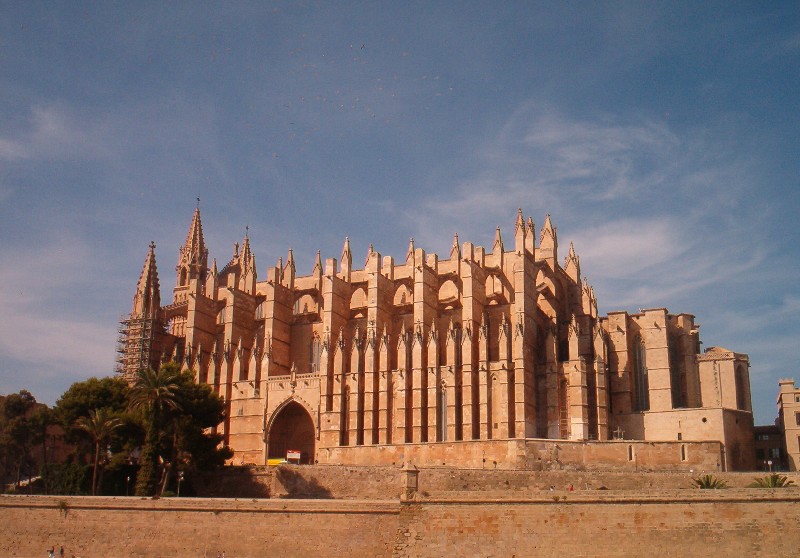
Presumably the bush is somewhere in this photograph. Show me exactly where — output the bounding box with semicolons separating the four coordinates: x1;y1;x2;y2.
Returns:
691;474;727;489
748;473;795;488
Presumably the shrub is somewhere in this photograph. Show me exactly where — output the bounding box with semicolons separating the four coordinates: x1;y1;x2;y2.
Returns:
691;474;727;489
748;473;795;488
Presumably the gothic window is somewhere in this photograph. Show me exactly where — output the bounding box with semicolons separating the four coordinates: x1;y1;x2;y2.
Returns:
179;268;188;286
632;334;650;412
454;327;462;368
735;364;749;411
437;384;447;442
668;334;685;408
310;335;322;373
484;314;495;361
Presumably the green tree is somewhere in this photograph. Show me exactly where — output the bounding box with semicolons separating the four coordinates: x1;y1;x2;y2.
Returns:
128;366;181;496
161;369;231;493
51;376;140;495
75;408;123;495
0;391;43;489
55;376;130;440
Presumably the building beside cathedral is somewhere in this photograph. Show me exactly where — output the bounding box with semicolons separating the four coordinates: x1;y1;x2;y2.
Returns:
118;208;755;471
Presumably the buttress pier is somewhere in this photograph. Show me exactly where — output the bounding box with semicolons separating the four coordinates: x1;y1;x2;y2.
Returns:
117;208;755;471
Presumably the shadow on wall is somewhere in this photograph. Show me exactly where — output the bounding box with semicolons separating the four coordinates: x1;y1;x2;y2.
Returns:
274;466;333;499
192;467;271;498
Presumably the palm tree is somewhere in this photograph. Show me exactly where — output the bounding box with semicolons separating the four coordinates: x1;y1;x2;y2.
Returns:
748;473;795;488
691;474;727;489
75;408;122;496
128;366;181;496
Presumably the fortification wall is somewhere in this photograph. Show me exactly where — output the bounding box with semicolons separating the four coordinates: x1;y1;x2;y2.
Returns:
195;464;800;499
0;495;398;558
395;491;800;558
318;437;722;471
3;491;800;557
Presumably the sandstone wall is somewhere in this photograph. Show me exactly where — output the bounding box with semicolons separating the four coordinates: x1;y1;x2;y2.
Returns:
394;490;800;558
0;495;398;558
319;437;722;471
194;464;800;499
3;491;800;558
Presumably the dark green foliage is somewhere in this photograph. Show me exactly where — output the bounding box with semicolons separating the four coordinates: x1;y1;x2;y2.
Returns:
127;363;230;496
0;391;48;488
11;364;229;497
41;462;90;495
748;473;795;488
55;376;132;442
691;474;728;489
75;408;123;495
128;365;181;496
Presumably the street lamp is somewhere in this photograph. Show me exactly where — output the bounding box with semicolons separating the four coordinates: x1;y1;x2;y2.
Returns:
177;471;184;497
126;475;130;496
768;460;773;472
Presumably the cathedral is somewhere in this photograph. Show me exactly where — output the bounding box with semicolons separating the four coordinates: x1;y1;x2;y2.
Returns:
118;208;755;470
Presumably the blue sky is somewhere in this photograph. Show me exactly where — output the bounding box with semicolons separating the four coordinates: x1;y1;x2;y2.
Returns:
1;2;798;425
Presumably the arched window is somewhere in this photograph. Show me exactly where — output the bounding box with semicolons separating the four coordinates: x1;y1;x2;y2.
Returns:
669;334;685;408
310;335;322;373
179;268;188;286
632;334;650;411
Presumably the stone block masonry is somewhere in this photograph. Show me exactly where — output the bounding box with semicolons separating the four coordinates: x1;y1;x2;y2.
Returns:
3;490;800;557
0;495;398;557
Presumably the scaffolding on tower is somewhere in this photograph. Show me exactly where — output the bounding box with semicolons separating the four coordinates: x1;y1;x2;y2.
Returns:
116;314;157;383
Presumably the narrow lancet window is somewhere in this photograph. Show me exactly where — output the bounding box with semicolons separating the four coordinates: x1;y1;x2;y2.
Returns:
632;334;650;411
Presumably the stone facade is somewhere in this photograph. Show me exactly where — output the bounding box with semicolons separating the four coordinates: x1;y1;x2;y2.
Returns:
777;378;800;470
753;424;786;471
117;208;755;470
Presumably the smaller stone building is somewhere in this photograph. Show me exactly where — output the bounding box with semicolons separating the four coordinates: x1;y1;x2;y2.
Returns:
753;425;786;471
777;379;800;470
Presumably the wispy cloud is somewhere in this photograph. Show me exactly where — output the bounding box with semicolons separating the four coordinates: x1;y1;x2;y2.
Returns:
0;233;117;390
402;102;751;255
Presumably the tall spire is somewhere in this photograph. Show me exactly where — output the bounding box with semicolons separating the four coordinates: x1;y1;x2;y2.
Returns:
538;213;558;265
525;216;535;255
241;233;252;271
176;206;209;288
492;226;504;268
133;242;161;319
514;209;526;254
564;241;580;282
341;236;352;281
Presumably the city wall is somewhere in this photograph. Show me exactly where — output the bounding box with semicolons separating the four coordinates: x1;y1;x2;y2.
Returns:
3;490;800;557
197;464;800;499
319;437;723;471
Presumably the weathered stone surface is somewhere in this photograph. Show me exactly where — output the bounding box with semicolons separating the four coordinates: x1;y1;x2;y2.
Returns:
4;490;799;557
118;209;755;471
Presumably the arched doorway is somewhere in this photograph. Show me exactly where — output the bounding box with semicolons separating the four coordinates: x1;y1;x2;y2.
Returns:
267;401;315;464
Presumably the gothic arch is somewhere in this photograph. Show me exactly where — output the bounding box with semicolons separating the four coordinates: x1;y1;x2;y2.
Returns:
393;282;413;308
438;278;461;308
265;397;316;464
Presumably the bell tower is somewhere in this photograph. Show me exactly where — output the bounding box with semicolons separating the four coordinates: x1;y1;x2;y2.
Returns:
174;203;209;303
